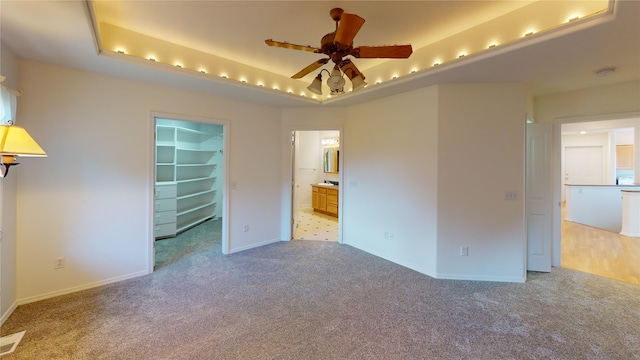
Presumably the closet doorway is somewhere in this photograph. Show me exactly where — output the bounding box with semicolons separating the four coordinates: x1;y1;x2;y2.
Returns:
291;130;341;242
151;114;228;270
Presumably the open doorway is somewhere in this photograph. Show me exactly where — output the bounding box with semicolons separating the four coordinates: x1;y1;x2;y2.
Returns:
291;130;340;242
556;115;639;284
151;114;228;270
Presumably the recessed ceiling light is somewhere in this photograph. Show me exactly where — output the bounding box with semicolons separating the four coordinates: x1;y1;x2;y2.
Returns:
579;131;587;134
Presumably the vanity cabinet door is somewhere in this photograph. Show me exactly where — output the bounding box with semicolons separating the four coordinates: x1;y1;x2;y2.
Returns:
311;187;318;209
317;188;327;211
326;189;338;216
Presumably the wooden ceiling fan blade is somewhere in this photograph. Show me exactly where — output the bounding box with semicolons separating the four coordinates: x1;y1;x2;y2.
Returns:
334;13;365;47
291;58;330;79
352;45;413;58
265;39;321;53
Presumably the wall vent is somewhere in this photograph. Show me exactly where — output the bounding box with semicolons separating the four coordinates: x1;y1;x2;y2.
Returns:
0;331;26;355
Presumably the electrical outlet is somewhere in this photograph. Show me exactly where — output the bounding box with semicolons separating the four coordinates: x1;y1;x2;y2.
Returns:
54;257;65;269
460;247;469;256
243;224;250;232
388;233;394;241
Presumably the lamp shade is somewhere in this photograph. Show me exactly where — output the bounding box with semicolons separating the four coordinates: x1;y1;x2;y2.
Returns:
0;125;47;160
327;67;346;91
351;74;367;91
307;74;323;95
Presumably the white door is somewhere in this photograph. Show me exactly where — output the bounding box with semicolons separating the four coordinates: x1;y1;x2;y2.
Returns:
526;123;552;272
562;146;604;202
564;146;604;185
290;131;297;239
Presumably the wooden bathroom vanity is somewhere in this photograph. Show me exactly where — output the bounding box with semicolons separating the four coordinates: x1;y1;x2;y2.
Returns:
311;184;339;217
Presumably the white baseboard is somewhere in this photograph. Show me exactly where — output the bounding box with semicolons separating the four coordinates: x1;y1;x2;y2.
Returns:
17;270;150;306
436;273;526;283
0;300;18;326
228;238;281;254
342;240;526;283
342;240;438;279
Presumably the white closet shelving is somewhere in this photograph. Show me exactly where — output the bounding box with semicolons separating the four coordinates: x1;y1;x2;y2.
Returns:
155;119;222;238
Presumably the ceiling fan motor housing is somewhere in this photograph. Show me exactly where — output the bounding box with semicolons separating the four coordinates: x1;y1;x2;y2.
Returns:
330;8;344;22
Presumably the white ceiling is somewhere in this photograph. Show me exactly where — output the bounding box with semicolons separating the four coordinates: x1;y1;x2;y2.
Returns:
1;0;639;108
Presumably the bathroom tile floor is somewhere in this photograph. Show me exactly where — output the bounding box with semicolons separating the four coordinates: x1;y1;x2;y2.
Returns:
293;207;338;242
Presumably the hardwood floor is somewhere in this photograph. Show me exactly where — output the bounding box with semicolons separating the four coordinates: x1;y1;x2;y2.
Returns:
561;213;640;285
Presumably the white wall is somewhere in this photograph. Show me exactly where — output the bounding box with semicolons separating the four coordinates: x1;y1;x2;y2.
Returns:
15;60;283;302
343;86;440;277
534;81;640;124
436;84;526;282
0;43;20;324
283;84;527;282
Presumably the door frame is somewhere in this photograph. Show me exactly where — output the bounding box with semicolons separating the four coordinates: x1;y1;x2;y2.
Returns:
285;126;344;243
147;111;230;273
552;111;640;267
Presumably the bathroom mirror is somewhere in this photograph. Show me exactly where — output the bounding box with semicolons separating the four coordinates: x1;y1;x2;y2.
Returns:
322;137;339;173
323;146;339;173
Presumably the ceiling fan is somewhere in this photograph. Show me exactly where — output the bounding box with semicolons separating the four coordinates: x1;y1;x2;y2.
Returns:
265;8;413;95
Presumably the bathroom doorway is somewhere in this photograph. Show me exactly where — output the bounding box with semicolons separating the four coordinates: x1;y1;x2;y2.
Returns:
291;130;340;242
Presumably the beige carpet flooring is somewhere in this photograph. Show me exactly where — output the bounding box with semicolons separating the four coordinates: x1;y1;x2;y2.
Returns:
2;219;639;359
293;207;338;242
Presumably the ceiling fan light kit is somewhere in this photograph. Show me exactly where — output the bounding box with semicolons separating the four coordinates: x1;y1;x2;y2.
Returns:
350;74;367;91
307;73;323;95
265;7;412;97
328;66;346;94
